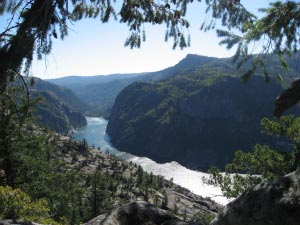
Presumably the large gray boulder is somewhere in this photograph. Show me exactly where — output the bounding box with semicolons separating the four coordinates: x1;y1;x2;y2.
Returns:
83;201;199;225
210;169;300;225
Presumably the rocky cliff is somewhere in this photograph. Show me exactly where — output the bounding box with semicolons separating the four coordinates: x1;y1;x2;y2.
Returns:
107;75;283;170
31;90;87;133
84;201;198;225
29;78;87;133
211;169;300;225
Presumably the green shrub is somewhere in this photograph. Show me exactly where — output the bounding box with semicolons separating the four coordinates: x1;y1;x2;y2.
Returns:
191;212;216;225
0;186;58;224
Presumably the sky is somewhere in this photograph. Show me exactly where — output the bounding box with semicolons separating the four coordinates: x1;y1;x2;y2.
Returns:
1;0;275;79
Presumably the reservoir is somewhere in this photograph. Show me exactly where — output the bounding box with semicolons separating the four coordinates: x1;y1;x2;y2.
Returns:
73;117;230;205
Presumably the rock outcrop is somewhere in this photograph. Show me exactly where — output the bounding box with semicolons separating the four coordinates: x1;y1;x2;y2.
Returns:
210;169;300;225
83;201;199;225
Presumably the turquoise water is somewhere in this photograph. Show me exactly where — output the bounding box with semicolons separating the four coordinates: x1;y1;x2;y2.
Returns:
73;117;135;159
72;117;230;205
73;117;118;154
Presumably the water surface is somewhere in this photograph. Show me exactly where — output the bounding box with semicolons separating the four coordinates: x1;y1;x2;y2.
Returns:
73;117;230;205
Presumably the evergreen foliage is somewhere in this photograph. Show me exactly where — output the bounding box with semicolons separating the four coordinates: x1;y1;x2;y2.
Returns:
213;1;300;115
206;116;298;198
161;190;169;210
0;81;38;187
0;0;195;91
191;212;215;225
0;85;191;224
0;186;57;224
261;115;300;169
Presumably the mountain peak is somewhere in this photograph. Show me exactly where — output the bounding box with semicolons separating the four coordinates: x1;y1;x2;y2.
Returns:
174;54;218;70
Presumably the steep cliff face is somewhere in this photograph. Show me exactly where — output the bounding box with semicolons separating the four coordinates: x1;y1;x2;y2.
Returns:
107;76;283;170
30;77;89;113
84;201;198;225
29;78;87;133
31;90;87;133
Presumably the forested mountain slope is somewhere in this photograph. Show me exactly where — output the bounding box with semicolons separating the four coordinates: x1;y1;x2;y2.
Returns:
47;54;300;117
46;55;219;116
31;77;89;112
48;73;148;116
29;78;87;133
107;73;286;170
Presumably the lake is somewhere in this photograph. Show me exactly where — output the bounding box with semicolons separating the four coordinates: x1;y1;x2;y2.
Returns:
73;117;231;205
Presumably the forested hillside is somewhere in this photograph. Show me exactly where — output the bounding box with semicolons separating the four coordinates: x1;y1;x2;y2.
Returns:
28;78;88;133
48;54;300;117
107;59;297;170
47;55;220;116
48;73;147;116
0;124;220;224
30;78;89;112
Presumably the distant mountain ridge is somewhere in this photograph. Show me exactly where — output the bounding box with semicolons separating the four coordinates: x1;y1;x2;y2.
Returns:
47;53;300;117
31;77;89;111
143;54;219;81
47;73;148;90
46;55;221;116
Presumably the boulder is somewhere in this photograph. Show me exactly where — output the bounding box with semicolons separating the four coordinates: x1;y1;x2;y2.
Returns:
83;201;199;225
210;169;300;225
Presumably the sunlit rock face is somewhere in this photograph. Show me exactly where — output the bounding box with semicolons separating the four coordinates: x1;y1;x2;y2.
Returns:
211;169;300;225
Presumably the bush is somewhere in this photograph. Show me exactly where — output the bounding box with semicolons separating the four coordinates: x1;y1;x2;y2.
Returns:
191;212;216;225
0;186;57;224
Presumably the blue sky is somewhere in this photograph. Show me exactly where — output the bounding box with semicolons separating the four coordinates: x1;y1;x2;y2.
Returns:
1;0;274;79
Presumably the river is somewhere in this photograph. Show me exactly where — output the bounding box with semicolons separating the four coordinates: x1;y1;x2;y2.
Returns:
73;117;230;205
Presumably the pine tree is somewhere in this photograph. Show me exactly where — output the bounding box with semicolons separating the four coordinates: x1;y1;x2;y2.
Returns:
206;116;297;198
161;191;168;210
0;81;38;187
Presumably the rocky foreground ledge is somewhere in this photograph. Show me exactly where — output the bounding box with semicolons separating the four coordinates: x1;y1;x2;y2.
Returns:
84;201;199;225
211;169;300;225
79;167;300;225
